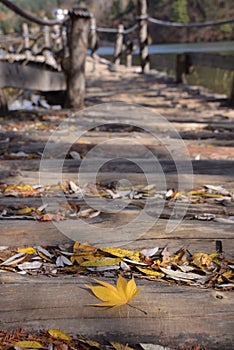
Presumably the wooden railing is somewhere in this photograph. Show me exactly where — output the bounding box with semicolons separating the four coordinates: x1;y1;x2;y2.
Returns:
0;0;234;107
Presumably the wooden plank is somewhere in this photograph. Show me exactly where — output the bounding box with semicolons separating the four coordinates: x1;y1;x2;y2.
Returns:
2;171;234;191
0;273;233;349
1;159;234;175
0;61;66;91
0;219;233;255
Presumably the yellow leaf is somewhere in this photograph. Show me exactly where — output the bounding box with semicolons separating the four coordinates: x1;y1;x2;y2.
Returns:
48;328;71;341
18;247;36;255
81;257;121;267
14;340;44;348
188;190;223;198
4;185;34;193
73;241;97;253
17;207;36;215
137;266;164;277
85;275;140;307
191;253;212;268
101;247;142;262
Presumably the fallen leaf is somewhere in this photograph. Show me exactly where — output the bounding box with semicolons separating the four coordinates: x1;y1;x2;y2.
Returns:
101;247;142;262
18;247;36;255
110;341;135;350
137;267;164;277
48;328;71;341
85;275;140;307
81;257;121;267
18;261;42;270
0;252;25;266
14;340;44;348
16;207;36;215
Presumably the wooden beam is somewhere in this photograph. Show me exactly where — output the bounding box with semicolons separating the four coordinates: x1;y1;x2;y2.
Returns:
0;61;65;91
0;217;233;253
0;272;233;349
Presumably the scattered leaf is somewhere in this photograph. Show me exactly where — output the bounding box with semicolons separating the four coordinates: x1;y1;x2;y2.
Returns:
16;207;36;215
48;329;71;341
81;257;121;267
18;247;36;255
14;340;44;348
85;275;140;307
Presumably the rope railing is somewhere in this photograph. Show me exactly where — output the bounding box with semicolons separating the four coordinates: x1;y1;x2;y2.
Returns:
1;0;233;34
147;16;234;28
96;23;138;35
0;0;63;26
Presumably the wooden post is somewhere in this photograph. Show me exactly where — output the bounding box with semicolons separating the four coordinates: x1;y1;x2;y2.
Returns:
52;25;63;51
90;17;98;57
64;8;91;109
137;0;149;73
176;54;186;83
22;22;31;60
126;39;133;67
113;24;124;65
42;24;51;63
176;53;193;84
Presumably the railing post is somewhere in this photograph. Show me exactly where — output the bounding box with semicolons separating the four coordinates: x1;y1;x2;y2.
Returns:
176;53;193;83
125;39;133;67
113;24;124;65
64;8;91;109
22;22;31;60
52;24;63;51
42;24;51;62
90;17;98;57
137;0;149;73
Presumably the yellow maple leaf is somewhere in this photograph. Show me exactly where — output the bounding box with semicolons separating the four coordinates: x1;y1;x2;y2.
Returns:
85;275;140;307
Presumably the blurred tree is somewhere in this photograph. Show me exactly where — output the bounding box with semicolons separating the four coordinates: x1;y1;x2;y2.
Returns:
171;0;189;23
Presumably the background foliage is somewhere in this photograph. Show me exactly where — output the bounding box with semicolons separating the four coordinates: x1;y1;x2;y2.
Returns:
0;0;233;42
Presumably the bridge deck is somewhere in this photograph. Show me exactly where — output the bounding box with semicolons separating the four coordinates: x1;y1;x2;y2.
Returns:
0;60;234;349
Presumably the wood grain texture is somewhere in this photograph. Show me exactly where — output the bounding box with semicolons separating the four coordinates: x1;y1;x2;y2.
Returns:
0;273;233;349
0;218;233;255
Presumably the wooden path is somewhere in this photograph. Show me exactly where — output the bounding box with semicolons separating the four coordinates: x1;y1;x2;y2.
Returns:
0;58;234;349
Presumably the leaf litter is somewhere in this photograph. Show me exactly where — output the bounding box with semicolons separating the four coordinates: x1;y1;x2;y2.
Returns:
0;241;233;290
0;328;207;350
0;182;233;222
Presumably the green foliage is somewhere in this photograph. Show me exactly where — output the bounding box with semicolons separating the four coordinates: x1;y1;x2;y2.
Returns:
171;0;189;23
1;19;11;34
220;23;232;33
111;0;123;18
0;0;71;33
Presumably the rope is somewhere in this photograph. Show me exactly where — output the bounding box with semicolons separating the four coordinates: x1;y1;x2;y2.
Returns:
96;23;138;35
148;16;234;28
123;23;138;35
96;27;119;33
0;0;63;26
1;0;233;36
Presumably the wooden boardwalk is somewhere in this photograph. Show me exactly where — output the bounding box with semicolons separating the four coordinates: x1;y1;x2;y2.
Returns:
0;58;234;349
